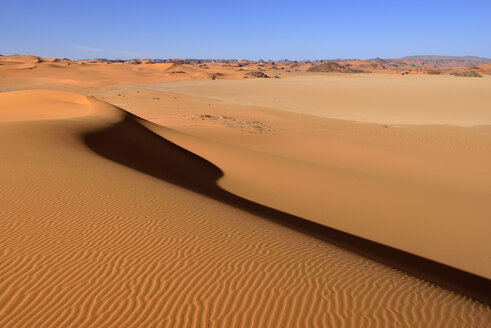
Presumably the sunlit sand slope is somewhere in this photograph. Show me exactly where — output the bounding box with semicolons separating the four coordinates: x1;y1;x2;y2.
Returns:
153;74;491;126
0;90;489;327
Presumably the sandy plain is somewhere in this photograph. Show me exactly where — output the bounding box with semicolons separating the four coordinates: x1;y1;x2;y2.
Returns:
0;55;490;327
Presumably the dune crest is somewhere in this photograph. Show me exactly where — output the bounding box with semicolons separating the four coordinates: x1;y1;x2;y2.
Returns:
0;90;93;122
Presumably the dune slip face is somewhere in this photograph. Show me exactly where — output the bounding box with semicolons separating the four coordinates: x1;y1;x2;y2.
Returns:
84;106;491;305
0;90;490;327
120;77;491;281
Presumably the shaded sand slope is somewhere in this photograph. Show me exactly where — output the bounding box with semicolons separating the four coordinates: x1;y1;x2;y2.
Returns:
0;90;489;327
87;115;491;304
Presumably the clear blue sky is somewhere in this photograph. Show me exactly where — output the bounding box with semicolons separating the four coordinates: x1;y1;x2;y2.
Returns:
1;0;490;60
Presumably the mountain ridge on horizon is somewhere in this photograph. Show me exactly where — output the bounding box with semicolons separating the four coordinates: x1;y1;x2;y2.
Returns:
1;53;490;64
1;53;490;76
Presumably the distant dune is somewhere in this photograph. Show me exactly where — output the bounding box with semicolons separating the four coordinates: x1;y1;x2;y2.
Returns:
1;54;490;89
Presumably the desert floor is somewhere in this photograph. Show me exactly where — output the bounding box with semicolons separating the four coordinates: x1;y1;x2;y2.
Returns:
0;59;490;327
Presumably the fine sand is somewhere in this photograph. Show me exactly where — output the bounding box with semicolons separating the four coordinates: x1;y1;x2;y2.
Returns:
0;60;490;327
149;74;491;126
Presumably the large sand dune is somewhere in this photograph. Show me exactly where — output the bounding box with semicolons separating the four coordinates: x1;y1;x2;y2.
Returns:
92;77;491;280
1;90;489;327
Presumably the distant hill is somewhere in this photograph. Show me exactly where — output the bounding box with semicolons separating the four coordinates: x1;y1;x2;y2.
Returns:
451;71;483;77
307;61;367;73
402;55;490;62
400;55;491;67
310;56;491;72
307;62;345;72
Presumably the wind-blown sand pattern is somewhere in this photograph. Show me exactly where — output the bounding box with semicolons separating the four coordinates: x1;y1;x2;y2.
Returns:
0;90;490;327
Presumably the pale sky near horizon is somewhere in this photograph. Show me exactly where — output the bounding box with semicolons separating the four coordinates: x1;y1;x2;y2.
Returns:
1;0;490;60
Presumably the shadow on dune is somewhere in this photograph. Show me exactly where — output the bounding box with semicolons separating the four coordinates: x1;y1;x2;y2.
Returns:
84;113;490;305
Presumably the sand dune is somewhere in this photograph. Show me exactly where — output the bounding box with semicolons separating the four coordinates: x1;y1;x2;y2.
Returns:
0;90;489;327
149;119;491;280
0;54;41;64
0;55;243;88
97;77;491;280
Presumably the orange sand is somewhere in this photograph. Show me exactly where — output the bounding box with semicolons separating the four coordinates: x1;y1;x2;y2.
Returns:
0;56;490;327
